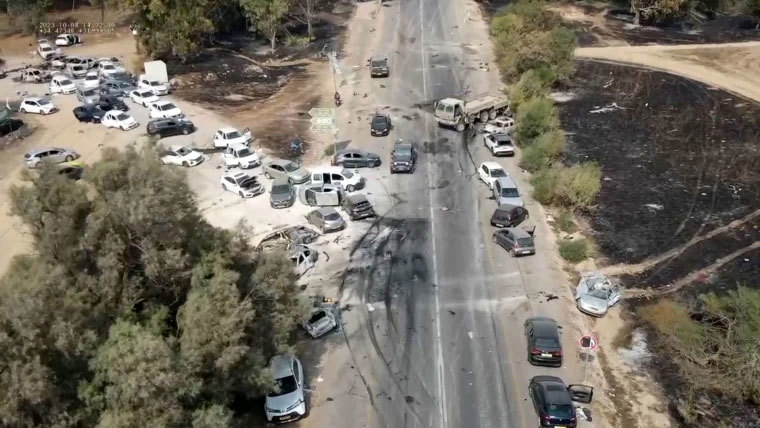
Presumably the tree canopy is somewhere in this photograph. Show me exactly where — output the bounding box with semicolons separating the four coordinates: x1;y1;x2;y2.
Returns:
0;145;307;426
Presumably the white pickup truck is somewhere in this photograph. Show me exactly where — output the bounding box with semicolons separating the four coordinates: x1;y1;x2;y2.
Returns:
434;94;510;131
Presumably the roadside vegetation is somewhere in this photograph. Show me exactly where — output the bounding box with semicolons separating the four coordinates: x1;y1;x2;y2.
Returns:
640;287;760;424
0;145;308;426
491;0;601;254
631;0;760;25
2;0;324;59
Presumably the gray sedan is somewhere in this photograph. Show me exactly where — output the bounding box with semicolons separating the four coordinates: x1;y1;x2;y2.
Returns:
100;80;137;97
263;158;310;184
76;87;100;104
332;149;381;168
270;178;296;208
307;207;346;233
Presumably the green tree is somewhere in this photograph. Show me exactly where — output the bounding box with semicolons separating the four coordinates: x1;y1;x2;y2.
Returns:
192;405;234;428
240;0;291;53
745;0;760;19
5;0;51;34
515;96;559;146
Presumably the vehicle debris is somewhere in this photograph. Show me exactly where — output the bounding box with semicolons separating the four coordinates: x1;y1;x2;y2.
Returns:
575;272;622;317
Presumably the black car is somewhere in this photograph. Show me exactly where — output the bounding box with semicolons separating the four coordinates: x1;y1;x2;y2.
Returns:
146;118;196;138
390;140;417;173
370;56;389;77
341;194;375;220
524;317;562;366
72;104;106;123
97;95;129;112
529;376;593;428
332;149;381;168
370;113;391;136
490;204;528;228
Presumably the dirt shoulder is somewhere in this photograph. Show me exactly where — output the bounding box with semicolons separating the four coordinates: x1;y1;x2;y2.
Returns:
576;41;760;103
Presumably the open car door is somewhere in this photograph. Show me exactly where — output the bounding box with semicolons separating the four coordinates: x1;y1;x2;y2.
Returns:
608;286;622;307
568;384;593;404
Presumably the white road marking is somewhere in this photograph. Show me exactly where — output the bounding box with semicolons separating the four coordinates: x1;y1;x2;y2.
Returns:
419;1;449;427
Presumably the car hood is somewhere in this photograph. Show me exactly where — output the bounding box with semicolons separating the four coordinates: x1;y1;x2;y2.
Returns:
306;315;336;337
266;390;301;412
239;152;260;162
185;151;202;161
577;294;609;312
271;191;293;202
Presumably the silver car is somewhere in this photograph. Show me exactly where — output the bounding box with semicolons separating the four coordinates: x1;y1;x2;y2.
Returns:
263;158;310;184
265;354;307;423
492;176;524;207
307;207;346;233
270;178;296;209
302;308;337;338
100;80;137;97
76;87;100;104
575;272;621;317
24;147;80;168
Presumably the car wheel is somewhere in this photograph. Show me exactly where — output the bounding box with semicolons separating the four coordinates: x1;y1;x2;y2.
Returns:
222;184;227;191
492;235;498;243
20;107;26;113
182;161;189;167
182;128;189;135
303;236;313;244
239;191;244;198
346;185;355;192
160;159;166;165
509;248;516;257
456;123;465;132
369;161;377;168
264;171;272;179
288;178;294;185
64;155;73;162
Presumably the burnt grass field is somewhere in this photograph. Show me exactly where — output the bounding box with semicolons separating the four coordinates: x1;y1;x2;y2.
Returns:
560;60;760;288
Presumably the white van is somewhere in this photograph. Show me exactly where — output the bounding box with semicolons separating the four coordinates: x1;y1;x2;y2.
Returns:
309;167;363;192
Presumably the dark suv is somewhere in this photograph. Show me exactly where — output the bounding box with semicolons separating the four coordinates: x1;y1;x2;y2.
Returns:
341;194;375;220
370;113;391;136
147;118;196;138
529;376;593;427
369;56;389;77
390;140;417;174
490;204;528;228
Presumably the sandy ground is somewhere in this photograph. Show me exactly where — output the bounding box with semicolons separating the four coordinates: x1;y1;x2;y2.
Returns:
576;41;760;104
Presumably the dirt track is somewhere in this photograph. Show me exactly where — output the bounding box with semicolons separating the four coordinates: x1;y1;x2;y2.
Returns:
576;41;760;103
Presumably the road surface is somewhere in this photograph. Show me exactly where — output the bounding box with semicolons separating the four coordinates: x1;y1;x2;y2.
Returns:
309;1;592;427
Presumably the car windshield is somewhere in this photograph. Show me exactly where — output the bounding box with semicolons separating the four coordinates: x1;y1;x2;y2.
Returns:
117;113;130;121
283;162;299;172
240;178;258;188
371;60;386;67
60;79;73;85
268;375;298;397
149;80;161;86
588;288;610;299
162;103;176;110
177;147;192;156
83;90;95;96
491;168;507;177
548;403;574;419
495;137;512;146
139;91;153;97
309;310;327;324
372;116;387;126
324;213;341;221
40;98;52;105
501;188;519;197
226;131;241;139
342;170;354;178
517;238;534;246
86;75;98;80
42;46;52;52
237;148;252;157
536;338;559;348
272;184;290;194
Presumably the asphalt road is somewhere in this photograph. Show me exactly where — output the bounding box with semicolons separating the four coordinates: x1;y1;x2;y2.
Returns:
331;1;591;428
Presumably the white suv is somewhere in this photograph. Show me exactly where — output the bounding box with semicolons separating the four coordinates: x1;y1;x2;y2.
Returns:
309;167;364;192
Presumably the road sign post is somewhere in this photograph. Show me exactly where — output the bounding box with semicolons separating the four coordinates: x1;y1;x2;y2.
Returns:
579;335;598;382
308;107;337;155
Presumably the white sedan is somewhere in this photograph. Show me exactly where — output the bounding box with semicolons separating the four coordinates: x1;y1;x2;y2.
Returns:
49;75;77;94
159;146;204;167
129;89;159;107
478;161;509;189
55;33;82;46
138;78;169;96
148;101;183;119
213;127;252;148
483;117;515;135
82;71;101;89
102;110;138;130
221;172;265;198
222;143;262;169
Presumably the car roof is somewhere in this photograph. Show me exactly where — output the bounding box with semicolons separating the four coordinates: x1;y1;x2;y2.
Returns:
269;354;296;378
373;113;388;119
317;207;338;216
494;176;517;187
27;147;65;155
85;71;98;76
153;100;172;106
495;203;521;212
481;161;504;171
272;177;290;186
527;317;558;335
151;118;177;125
219;127;238;133
504;227;532;239
336;149;365;156
269;158;291;167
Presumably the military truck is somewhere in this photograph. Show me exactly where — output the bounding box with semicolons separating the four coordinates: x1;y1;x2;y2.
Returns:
434;94;510;131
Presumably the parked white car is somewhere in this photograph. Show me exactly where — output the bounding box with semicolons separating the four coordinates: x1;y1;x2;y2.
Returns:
213;127;252;148
101;110;138;130
55;33;82;46
82;71;101;90
483;116;515;135
222;143;262;169
220;171;265;198
138;77;169;95
97;61;120;78
148;101;183;119
309;167;364;192
484;132;516;157
478;161;508;189
129;89;159;107
19;97;58;114
159;146;204;167
49;75;77;94
264;355;307;424
37;42;60;60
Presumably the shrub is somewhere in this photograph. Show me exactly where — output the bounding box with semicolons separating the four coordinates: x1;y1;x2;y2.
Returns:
285;35;310;47
547;26;577;82
530;167;558;204
555;208;577;233
555;162;602;208
509;67;555;109
519;129;565;172
558;238;589;262
516;97;558;146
